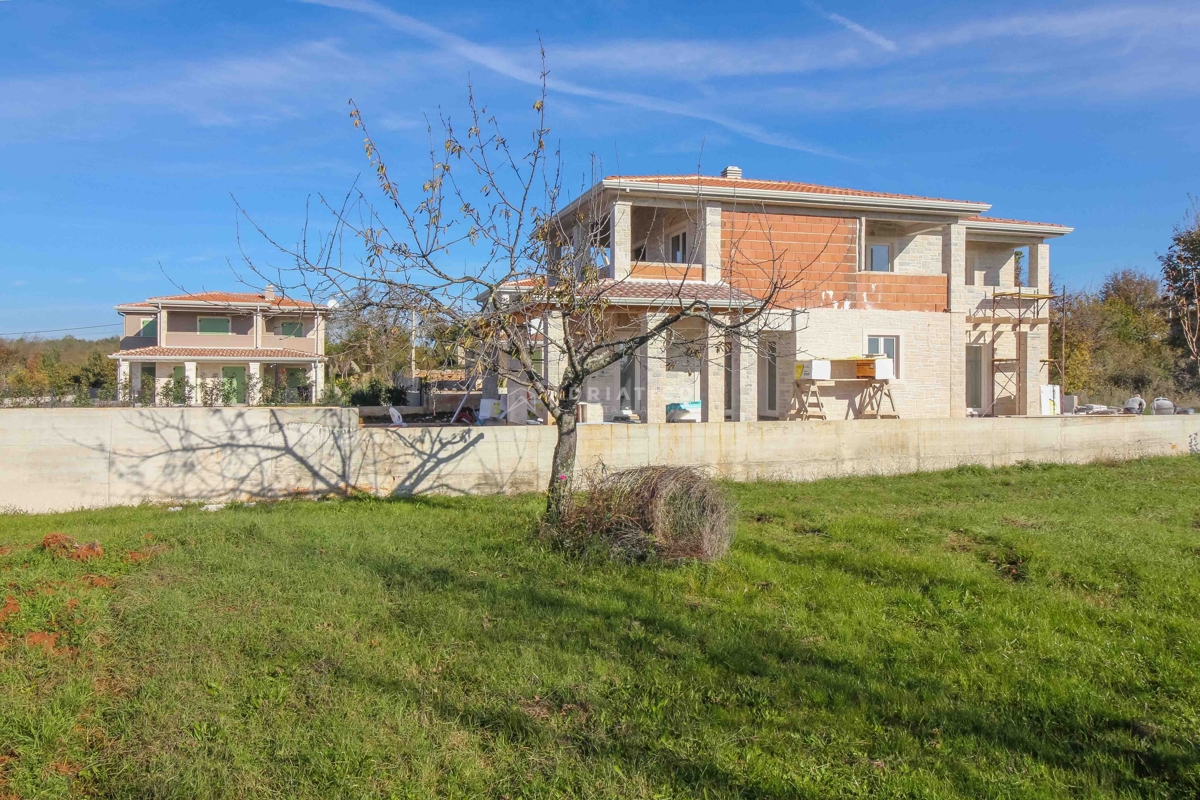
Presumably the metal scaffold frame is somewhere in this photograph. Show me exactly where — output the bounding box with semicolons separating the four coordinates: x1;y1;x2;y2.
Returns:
978;287;1062;417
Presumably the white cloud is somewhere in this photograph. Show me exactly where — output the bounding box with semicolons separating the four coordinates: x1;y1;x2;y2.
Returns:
799;0;898;52
297;0;841;156
3;2;1198;154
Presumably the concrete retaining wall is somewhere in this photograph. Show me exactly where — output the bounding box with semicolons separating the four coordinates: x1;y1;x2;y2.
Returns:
2;407;1199;513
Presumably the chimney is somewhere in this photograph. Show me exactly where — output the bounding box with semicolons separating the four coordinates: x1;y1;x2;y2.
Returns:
720;165;743;179
263;284;276;301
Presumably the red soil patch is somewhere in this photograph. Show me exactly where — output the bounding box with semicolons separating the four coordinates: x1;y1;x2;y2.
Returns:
66;598;79;610
0;633;10;650
41;533;75;556
40;534;104;561
24;631;59;654
124;551;152;564
80;575;114;589
71;542;104;561
0;596;17;624
0;546;10;556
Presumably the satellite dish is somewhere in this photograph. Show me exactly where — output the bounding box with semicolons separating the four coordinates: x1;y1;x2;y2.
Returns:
326;298;340;309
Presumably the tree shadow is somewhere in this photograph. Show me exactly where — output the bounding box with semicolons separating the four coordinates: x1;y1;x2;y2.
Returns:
60;408;519;506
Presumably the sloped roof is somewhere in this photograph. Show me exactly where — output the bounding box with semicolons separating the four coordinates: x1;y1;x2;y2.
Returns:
500;278;758;309
118;291;321;310
110;346;322;361
962;215;1072;231
607;174;979;205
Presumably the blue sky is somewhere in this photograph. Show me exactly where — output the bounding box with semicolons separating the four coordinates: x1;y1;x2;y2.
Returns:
1;0;1198;338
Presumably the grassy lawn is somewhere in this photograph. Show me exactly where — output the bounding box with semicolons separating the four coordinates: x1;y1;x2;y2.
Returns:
3;458;1200;798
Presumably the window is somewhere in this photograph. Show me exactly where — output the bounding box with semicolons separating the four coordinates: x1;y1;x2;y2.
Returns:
670;231;687;264
197;317;231;335
869;243;892;272
966;344;984;408
632;243;647;262
138;317;157;338
867;335;899;375
765;340;778;412
280;321;304;337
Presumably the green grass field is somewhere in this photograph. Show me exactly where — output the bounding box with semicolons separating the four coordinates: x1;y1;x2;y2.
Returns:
3;457;1200;798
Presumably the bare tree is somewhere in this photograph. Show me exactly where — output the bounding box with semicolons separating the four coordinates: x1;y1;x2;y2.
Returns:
238;63;805;520
1161;200;1200;372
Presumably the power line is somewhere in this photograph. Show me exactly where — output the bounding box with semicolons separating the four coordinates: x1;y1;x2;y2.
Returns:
0;323;123;338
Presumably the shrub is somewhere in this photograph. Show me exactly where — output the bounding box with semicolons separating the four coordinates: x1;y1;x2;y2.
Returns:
348;377;407;407
551;466;736;563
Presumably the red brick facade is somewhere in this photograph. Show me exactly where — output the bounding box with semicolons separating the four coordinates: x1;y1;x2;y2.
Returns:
721;210;946;312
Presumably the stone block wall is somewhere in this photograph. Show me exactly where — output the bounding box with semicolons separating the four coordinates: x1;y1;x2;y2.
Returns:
791;308;954;419
3;407;1198;513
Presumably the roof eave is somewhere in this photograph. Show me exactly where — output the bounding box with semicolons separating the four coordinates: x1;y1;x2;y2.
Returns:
115;300;324;312
108;352;325;362
963;220;1074;239
598;179;992;216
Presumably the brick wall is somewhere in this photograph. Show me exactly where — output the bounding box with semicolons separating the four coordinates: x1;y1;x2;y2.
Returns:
722;211;855;308
721;210;947;312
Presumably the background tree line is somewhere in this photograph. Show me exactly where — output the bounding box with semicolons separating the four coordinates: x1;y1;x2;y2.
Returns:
1052;201;1200;406
0;336;119;401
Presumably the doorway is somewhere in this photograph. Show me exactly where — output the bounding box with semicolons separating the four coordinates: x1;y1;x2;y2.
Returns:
221;366;247;404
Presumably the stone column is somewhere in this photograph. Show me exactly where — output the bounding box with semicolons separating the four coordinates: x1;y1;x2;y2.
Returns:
640;312;667;424
730;330;758;422
307;362;322;403
610;200;632;280
701;202;722;283
155;361;167;403
184;361;197;406
117;360;130;400
699;321;725;422
157;309;167;346
247;361;261;405
1022;326;1049;415
543;312;565;424
943;223;968;417
131;362;143;397
777;317;798;418
1028;242;1050;294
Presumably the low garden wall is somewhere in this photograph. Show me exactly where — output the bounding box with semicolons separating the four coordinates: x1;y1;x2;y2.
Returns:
1;407;1198;513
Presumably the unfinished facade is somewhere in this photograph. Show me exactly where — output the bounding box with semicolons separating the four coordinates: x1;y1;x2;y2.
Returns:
535;168;1070;423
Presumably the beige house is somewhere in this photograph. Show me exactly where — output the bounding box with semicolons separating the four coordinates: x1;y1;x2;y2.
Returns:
109;287;329;404
532;167;1072;424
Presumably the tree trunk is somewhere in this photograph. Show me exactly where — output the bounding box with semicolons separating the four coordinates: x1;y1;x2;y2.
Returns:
545;408;578;521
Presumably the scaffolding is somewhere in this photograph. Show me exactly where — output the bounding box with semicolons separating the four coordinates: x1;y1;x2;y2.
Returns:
972;288;1063;416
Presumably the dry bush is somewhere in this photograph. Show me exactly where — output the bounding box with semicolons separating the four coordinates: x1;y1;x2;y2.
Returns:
550;466;736;563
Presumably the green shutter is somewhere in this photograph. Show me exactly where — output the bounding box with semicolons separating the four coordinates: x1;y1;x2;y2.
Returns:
139;318;157;338
281;321;304;337
198;317;231;334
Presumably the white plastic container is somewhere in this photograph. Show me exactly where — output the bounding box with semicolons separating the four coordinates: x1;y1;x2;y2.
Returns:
796;359;832;380
875;358;895;380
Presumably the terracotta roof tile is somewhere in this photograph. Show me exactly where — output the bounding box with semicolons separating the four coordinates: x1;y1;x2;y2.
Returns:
589;279;757;306
606;175;979;205
110;346;322;360
119;291;321;309
501;278;758;307
962;215;1070;229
